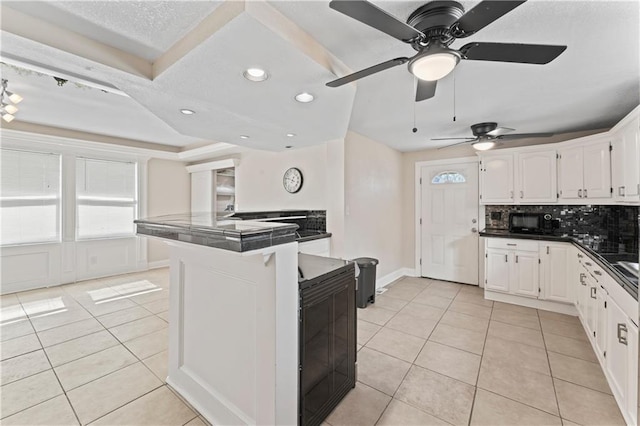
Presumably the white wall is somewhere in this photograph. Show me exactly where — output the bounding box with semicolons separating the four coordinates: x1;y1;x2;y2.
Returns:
343;131;404;281
147;159;191;264
234;145;327;211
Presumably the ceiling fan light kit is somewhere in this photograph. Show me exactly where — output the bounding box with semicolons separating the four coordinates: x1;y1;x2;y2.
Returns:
1;79;22;123
472;140;496;151
409;49;460;81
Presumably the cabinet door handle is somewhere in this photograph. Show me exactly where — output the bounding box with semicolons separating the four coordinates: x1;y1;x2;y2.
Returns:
505;254;508;262
590;287;596;299
546;246;549;255
579;273;587;286
619;186;625;196
585;262;592;266
520;191;524;198
515;255;519;263
578;189;582;198
577;253;583;258
507;243;517;246
510;190;514;199
584;189;588;198
617;323;628;345
593;270;602;276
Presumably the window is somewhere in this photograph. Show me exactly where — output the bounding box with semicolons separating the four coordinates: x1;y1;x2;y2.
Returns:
431;171;466;184
0;149;61;245
76;158;137;239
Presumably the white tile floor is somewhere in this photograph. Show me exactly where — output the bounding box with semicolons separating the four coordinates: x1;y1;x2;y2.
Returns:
0;270;626;425
0;268;207;426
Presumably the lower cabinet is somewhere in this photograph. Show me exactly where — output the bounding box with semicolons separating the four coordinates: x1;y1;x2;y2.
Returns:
512;251;539;298
485;237;638;425
540;243;573;303
606;297;639;426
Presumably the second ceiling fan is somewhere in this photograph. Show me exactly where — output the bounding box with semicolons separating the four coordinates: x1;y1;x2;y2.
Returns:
326;0;567;101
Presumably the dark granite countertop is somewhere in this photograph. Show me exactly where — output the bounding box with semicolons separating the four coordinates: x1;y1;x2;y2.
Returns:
297;231;332;243
135;213;298;252
480;228;638;300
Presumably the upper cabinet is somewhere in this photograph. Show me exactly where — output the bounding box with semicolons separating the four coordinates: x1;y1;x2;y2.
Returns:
558;137;612;200
480;150;556;204
480;155;514;203
517;151;557;203
611;112;640;203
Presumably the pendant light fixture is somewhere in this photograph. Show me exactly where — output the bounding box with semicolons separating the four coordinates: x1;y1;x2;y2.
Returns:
1;79;22;123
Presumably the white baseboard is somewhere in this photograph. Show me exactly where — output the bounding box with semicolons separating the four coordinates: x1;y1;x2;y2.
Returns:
148;260;170;270
376;267;417;289
485;290;578;316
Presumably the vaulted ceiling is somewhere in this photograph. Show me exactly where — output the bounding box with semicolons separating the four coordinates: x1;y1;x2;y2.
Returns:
1;0;638;153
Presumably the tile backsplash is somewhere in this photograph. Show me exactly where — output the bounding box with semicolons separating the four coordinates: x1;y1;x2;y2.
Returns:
485;205;639;255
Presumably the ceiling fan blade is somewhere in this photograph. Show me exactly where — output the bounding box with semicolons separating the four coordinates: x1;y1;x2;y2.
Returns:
486;126;515;137
437;139;479;149
431;137;476;141
416;79;437;102
499;132;555;140
460;42;567;64
452;1;527;37
329;0;424;42
326;57;409;87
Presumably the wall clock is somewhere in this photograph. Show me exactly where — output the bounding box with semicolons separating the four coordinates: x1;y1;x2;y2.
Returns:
283;167;303;193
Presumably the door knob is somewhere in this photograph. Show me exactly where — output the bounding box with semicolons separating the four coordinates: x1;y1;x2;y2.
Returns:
472;219;477;224
471;227;478;233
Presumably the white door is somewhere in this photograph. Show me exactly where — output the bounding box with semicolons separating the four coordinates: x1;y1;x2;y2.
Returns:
606;298;632;406
420;162;479;285
518;151;557;202
583;141;612;199
558;146;583;199
480;155;514;203
595;288;607;361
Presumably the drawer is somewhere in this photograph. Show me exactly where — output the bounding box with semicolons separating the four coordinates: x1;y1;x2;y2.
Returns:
486;238;539;252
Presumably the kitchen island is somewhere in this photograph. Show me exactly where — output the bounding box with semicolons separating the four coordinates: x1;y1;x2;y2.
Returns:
136;213;300;425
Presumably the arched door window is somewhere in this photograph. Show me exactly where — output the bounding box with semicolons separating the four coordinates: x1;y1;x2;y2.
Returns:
431;171;466;184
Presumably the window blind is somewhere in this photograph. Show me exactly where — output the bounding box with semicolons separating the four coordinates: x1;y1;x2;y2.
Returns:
76;158;137;239
0;149;61;245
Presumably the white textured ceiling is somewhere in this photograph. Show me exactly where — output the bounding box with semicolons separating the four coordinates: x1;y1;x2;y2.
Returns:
1;0;638;153
5;1;223;61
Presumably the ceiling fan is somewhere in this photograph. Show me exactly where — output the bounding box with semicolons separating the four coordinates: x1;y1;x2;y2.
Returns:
326;0;567;102
434;122;554;150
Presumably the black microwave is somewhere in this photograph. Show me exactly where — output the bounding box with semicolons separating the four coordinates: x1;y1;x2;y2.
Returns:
509;212;558;234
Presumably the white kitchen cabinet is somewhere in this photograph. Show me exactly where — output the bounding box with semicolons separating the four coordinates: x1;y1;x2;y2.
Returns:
557;145;583;199
558;138;611;200
612;114;640;202
594;285;608;362
485;248;510;292
584;273;598;339
485;239;538;298
583;141;612;198
606;297;639;426
540;243;573;304
512;251;539;298
517;150;557;202
480;155;514;204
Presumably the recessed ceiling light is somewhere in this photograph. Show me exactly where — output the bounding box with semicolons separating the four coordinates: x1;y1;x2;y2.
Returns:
240;135;250;139
286;133;296;137
285;145;293;149
295;92;314;103
180;109;195;115
243;68;268;82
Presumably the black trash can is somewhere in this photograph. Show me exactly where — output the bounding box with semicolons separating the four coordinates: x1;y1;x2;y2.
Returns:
353;257;379;308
